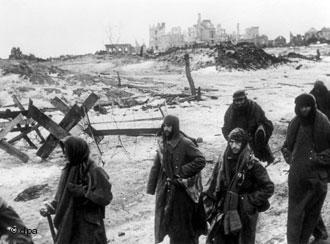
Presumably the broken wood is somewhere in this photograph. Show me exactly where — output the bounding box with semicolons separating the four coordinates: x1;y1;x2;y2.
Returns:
277;82;303;88
35;93;99;158
0;140;29;163
29;104;70;140
184;53;196;96
51;96;104;144
116;71;121;87
8;124;41;144
92;128;159;137
0;114;24;139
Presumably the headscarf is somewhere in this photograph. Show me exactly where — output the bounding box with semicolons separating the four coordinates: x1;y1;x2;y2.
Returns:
294;93;316;125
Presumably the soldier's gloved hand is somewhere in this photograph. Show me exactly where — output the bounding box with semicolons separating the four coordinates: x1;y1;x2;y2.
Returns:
171;175;183;187
67;183;86;197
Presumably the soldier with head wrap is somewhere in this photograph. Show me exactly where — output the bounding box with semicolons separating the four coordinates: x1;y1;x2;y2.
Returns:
222;90;274;164
282;93;330;244
204;128;274;244
40;136;113;244
310;80;330;119
147;115;207;244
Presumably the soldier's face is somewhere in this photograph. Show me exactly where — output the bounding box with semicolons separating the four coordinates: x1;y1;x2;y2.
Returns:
229;139;242;154
300;106;311;117
233;96;246;108
163;124;173;138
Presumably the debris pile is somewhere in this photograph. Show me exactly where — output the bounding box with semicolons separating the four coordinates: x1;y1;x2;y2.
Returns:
1;61;66;84
155;43;288;70
215;42;288;70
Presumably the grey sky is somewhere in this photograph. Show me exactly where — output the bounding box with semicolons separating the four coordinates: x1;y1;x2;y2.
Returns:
0;0;329;58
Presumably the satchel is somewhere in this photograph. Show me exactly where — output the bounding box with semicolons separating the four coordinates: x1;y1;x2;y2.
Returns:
224;209;242;235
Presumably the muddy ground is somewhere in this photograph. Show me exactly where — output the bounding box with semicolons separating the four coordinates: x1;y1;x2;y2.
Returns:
0;46;330;244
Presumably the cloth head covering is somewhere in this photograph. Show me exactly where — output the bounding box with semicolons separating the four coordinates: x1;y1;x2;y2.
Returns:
233;90;247;100
162;115;180;139
294;93;316;125
59;136;90;166
228;128;248;143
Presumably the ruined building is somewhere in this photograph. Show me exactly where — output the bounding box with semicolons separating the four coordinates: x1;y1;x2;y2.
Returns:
186;13;216;44
149;23;184;52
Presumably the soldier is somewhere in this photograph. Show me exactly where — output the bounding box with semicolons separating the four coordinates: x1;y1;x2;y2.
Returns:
282;93;330;244
147;115;207;244
310;80;330;119
204;128;274;244
222;90;274;164
0;197;34;243
40;136;112;244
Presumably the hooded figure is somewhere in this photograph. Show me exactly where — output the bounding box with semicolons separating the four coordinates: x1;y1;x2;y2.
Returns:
204;128;274;244
222;90;274;164
147;115;207;244
282;93;330;244
40;136;113;244
0;197;34;243
310;80;330;119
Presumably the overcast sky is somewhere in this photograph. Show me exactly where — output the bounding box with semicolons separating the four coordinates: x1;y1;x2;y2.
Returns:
0;0;329;58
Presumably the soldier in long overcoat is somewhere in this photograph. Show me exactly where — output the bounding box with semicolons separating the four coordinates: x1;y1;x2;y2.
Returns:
282;93;330;244
222;90;274;164
40;136;113;244
147;115;207;244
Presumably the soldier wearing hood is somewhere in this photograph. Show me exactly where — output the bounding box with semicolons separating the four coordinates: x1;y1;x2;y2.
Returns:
40;136;113;244
204;128;274;244
282;93;330;244
147;115;207;244
222;90;274;165
310;80;330;119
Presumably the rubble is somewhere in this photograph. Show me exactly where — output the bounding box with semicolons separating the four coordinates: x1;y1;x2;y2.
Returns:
154;43;288;71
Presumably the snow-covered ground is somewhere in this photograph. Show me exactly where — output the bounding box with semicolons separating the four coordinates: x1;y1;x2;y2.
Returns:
0;46;330;244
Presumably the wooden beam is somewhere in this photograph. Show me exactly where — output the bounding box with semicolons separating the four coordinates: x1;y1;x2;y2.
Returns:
0;140;29;163
0;108;58;120
0;114;24;139
36;93;99;159
29;104;69;140
92;128;159;137
8;124;40;144
50;97;70;114
51;95;104;144
184;53;196;96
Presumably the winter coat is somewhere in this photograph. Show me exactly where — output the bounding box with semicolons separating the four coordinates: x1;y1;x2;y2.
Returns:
147;134;207;243
282;110;330;181
49;159;113;244
282;109;330;243
222;99;274;162
204;145;274;244
0;197;34;243
310;85;330;119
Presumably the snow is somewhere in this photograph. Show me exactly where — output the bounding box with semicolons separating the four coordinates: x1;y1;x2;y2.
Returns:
1;46;330;243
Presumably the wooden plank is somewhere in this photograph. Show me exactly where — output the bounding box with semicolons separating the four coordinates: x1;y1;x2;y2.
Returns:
50;97;70;114
0;114;24;139
92;128;159;137
0;108;58;120
36;93;99;159
29;104;69;140
81;93;99;112
12;95;26;111
51;95;104;144
0;140;29;163
8;124;40;144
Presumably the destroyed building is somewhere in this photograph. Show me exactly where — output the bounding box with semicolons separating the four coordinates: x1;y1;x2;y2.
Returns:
105;44;135;55
186;13;216;44
149;23;184;52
